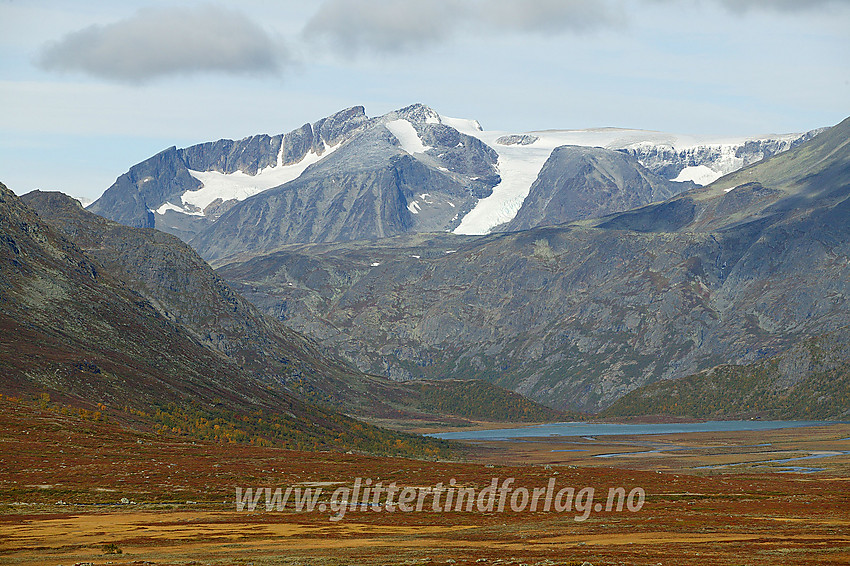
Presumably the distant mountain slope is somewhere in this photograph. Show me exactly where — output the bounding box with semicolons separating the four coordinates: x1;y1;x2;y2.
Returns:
22;190;374;409
87;106;369;238
500;145;693;232
21;190;563;424
615;129;822;186
596;115;850;234
602;328;850;420
216;116;850;414
88;104;817;259
189;105;500;263
442;123;820;234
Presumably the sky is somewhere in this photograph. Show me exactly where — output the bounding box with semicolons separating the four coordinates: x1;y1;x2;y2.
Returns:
1;0;848;201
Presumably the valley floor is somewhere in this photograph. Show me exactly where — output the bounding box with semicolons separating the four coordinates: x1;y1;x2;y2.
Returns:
456;425;850;475
1;396;849;566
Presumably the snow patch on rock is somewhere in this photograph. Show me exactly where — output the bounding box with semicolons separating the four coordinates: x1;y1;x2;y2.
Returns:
182;143;340;213
674;165;722;185
385;119;432;154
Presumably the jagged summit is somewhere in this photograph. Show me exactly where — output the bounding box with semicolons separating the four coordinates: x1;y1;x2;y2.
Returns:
384;103;443;125
87;103;820;260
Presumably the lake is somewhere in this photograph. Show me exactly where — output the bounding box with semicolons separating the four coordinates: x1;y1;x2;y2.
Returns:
429;420;840;441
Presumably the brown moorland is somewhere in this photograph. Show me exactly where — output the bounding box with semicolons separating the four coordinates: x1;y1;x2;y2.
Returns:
2;395;849;566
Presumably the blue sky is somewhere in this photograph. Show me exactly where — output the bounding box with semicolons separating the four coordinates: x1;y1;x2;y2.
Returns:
1;0;848;200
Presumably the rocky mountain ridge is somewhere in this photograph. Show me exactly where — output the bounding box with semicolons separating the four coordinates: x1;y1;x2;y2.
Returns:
88;104;818;261
188;104;501;263
87;106;370;239
0;180;422;453
21;189;563;424
216;116;850;415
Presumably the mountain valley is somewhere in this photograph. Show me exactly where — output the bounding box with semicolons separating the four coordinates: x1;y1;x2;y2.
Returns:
1;182;562;459
5;104;848;425
211;115;850;417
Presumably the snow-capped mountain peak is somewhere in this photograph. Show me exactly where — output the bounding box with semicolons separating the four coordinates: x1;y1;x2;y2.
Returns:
88;103;821;246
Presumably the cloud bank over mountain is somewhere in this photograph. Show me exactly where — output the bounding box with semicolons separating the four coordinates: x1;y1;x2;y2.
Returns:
35;0;846;81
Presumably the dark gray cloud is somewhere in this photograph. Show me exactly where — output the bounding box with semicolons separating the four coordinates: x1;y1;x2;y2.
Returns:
37;4;287;82
303;0;619;55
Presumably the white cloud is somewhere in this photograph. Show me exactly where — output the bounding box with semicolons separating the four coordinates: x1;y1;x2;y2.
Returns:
36;3;288;82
